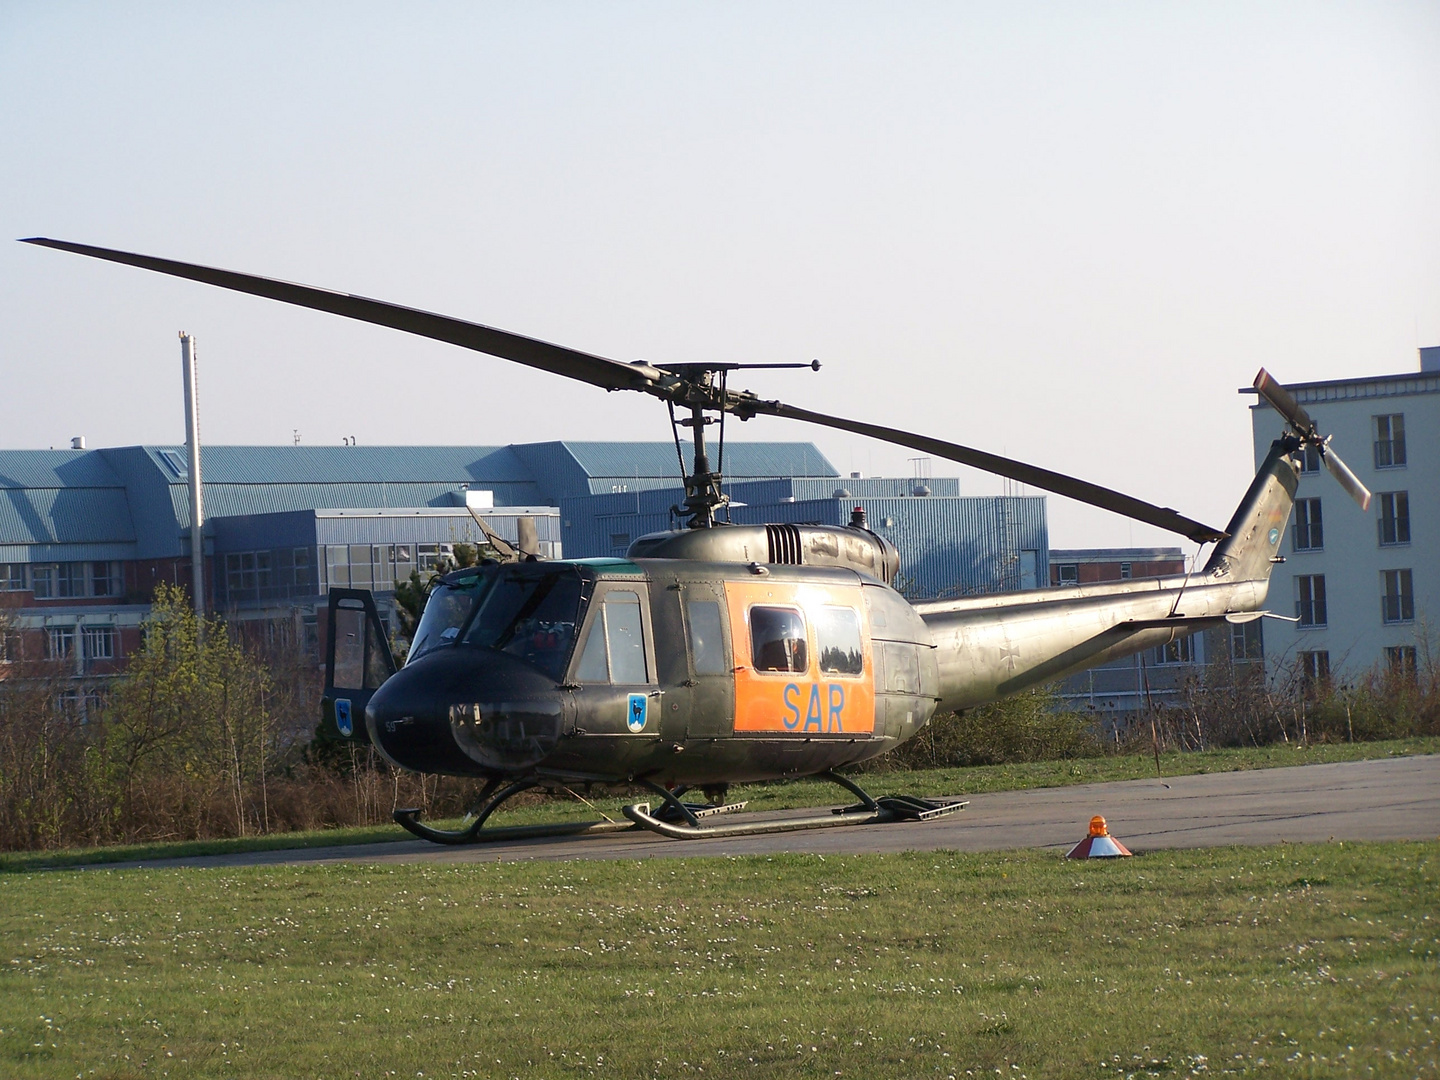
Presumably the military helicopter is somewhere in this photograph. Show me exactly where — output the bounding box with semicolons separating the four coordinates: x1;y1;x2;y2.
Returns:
23;238;1373;843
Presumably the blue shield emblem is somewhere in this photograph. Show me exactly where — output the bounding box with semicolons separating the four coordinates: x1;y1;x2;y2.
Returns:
627;693;648;733
335;698;353;738
1267;527;1280;546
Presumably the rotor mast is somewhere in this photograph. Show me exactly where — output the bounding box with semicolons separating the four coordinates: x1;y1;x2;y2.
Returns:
667;361;820;529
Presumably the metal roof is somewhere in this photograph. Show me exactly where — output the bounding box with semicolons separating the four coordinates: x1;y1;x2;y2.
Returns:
561;441;836;487
0;449;126;489
0;441;830;558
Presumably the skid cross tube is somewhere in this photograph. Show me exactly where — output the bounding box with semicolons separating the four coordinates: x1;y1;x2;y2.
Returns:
393;777;636;845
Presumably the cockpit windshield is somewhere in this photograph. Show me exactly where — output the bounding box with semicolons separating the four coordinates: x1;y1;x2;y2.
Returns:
407;574;491;664
462;567;584;679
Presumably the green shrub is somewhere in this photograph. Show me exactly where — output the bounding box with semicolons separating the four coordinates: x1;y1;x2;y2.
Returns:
873;684;1103;770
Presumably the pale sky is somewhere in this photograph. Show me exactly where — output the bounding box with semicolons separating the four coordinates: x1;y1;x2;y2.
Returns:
2;2;1437;549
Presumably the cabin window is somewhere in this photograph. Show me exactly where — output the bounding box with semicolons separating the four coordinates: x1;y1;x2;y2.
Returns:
575;590;650;683
750;606;808;673
686;599;728;676
816;606;864;676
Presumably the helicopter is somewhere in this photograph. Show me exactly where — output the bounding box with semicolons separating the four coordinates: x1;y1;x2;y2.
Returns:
22;238;1373;843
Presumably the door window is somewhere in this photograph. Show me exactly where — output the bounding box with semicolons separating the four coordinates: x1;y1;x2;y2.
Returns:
333;604;365;689
750;606;808;673
575;590;650;683
686;599;728;676
605;591;648;683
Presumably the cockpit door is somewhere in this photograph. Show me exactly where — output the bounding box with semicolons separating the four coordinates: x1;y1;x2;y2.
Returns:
566;581;661;739
322;588;397;744
679;581;735;739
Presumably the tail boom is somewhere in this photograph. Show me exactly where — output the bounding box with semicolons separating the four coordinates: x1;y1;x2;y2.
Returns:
918;440;1299;711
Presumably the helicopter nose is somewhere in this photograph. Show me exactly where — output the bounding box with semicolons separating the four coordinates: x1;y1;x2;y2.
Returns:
365;660;479;775
366;647;567;774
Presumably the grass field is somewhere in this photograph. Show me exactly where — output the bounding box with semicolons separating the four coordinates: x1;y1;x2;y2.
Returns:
3;737;1435;873
1;842;1435;1078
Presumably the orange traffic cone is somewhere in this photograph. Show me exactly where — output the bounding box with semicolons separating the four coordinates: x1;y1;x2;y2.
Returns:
1066;815;1132;858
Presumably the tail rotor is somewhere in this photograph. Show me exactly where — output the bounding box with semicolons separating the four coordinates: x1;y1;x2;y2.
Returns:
1253;369;1372;510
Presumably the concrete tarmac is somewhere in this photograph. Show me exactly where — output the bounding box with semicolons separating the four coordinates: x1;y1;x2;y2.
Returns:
108;754;1439;872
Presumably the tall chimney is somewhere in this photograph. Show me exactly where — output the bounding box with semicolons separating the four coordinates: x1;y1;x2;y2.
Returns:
180;332;205;619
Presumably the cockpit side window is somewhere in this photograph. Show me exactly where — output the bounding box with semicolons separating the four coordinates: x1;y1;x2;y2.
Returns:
750;606;808;673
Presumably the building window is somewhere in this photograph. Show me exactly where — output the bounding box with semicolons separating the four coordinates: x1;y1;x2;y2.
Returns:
19;562;119;600
1057;563;1079;586
386;546;410;588
48;626;75;660
1381;569;1414;624
1377;492;1410;546
82;625;115;661
226;552;273;596
293;546;313;585
416;543;454;574
347;545;373;589
0;631;20;663
1374;414;1406;469
1292;498;1323;551
56;563;81;597
1230;620;1263;661
91;561;117;596
1;564;25;591
1297;443;1322;474
1154;635;1195;665
1119;562;1132;580
31;565;55;599
1385;646;1417;677
1298;650;1330;687
1295;575;1326;627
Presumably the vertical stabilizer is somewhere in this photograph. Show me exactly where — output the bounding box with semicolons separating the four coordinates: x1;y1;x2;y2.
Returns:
1203;438;1300;584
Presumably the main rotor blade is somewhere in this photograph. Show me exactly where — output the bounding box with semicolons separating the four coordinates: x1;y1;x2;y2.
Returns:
21;238;657;393
1253;368;1315;436
1321;445;1372;511
747;400;1228;544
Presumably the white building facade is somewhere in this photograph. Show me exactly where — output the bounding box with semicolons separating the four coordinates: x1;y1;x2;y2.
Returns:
1250;349;1439;684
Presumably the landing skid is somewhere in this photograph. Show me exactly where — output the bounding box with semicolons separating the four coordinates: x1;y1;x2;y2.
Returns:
393;777;636;845
623;770;966;840
393;770;966;845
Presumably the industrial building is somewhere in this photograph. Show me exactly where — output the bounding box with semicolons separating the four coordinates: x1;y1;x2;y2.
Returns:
0;441;1049;698
1248;348;1439;685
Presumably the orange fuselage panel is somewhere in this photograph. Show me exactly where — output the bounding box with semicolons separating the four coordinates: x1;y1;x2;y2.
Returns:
725;579;875;735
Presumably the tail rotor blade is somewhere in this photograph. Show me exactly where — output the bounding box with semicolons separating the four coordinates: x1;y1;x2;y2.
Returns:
1322;446;1372;511
1253;368;1316;437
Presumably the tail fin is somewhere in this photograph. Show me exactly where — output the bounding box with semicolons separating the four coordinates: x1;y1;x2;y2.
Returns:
1204;438;1300;583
